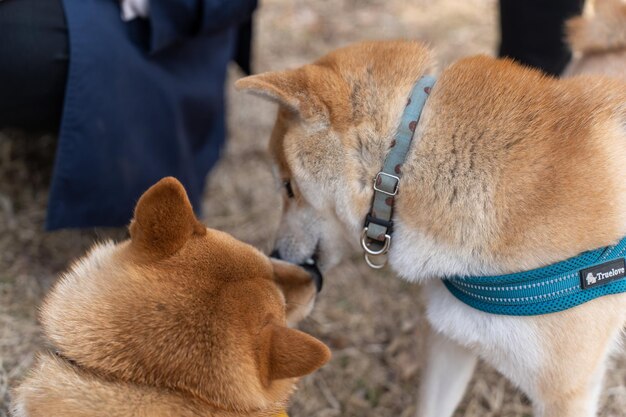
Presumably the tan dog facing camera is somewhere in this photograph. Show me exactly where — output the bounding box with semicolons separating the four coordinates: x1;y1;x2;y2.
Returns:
12;177;330;417
236;40;626;416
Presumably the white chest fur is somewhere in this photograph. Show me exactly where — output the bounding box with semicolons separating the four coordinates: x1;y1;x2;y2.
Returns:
420;280;543;399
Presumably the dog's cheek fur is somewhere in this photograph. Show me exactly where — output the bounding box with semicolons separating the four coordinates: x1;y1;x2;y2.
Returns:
281;131;377;269
269;114;353;267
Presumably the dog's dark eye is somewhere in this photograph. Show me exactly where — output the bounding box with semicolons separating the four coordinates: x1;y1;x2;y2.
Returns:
283;180;295;198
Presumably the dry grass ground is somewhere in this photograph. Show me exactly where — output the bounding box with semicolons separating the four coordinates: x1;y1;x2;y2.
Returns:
1;1;625;416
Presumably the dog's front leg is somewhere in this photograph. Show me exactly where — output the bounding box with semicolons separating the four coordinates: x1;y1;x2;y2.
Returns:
532;359;607;417
534;387;602;417
528;298;626;417
416;329;477;417
537;400;600;417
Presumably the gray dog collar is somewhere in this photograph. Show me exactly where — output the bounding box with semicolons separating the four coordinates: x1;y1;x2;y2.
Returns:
361;75;436;268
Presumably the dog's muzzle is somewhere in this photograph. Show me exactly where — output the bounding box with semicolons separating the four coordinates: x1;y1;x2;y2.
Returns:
271;249;323;293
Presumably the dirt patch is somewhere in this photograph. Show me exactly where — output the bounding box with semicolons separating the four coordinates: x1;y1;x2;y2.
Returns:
1;1;625;416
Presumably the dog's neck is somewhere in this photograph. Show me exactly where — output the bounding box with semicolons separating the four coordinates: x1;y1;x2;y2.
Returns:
44;348;290;417
359;56;626;281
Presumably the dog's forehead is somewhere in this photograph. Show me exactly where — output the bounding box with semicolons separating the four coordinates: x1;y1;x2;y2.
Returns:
124;228;278;306
186;228;272;273
124;240;285;332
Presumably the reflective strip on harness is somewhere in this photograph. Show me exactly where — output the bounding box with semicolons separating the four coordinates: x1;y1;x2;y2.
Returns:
444;236;626;316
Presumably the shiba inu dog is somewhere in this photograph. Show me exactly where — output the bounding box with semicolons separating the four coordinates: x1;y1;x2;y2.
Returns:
11;177;330;417
236;40;626;416
565;0;626;81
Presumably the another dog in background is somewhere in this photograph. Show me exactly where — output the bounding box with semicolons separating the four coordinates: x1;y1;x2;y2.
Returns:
12;177;330;417
564;0;626;80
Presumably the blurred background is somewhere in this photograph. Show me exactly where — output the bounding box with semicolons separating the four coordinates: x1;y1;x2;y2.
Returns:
1;0;625;416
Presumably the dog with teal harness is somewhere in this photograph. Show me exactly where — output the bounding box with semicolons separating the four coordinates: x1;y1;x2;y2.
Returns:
237;41;626;416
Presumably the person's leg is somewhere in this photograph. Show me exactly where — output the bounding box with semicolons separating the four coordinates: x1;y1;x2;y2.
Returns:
0;0;69;131
499;0;585;76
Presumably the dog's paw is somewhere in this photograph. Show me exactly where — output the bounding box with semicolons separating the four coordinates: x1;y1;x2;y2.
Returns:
120;0;150;21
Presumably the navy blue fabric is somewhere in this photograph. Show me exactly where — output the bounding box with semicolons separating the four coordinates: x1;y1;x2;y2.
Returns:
47;0;256;229
149;0;257;52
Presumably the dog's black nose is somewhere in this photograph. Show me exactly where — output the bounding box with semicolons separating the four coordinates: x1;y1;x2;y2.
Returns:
270;249;282;260
300;257;323;293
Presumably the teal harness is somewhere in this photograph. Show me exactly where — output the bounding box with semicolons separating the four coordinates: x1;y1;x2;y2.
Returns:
363;77;626;316
445;238;626;316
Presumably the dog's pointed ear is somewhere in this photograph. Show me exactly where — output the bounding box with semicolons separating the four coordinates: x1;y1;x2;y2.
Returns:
258;323;331;384
129;177;206;257
235;70;302;112
235;70;328;121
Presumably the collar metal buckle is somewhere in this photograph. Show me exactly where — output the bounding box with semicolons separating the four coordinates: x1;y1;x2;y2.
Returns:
373;172;400;196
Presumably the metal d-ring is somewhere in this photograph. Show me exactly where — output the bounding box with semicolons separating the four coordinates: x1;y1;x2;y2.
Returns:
364;252;387;269
360;227;391;256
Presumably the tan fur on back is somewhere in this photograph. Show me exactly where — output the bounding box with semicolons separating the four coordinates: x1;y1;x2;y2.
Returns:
401;56;626;272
